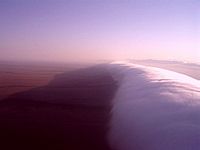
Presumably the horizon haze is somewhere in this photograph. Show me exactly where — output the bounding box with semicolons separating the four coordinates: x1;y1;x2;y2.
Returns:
0;0;199;63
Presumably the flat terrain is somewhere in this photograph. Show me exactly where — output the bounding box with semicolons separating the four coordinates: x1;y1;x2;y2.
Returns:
0;62;117;150
0;62;87;100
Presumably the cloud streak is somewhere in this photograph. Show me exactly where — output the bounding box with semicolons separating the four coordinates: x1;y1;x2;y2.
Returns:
108;61;200;150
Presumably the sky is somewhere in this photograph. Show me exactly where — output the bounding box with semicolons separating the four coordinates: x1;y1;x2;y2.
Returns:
0;0;199;63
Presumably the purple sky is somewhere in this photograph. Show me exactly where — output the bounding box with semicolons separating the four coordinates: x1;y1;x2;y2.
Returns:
0;0;199;62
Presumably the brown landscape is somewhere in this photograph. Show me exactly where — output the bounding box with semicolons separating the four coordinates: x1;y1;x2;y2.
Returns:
0;62;117;150
0;62;87;100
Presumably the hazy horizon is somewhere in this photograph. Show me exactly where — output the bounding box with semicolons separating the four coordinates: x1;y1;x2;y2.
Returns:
1;0;199;63
0;1;200;147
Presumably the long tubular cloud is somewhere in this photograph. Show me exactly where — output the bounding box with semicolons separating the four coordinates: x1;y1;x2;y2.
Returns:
108;61;200;150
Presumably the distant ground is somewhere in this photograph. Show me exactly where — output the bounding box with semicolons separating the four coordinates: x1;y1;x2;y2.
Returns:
0;61;89;100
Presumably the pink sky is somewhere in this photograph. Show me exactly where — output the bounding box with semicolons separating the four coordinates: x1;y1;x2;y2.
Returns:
0;0;199;63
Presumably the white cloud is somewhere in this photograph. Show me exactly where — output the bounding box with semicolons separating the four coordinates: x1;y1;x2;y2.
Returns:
108;62;200;150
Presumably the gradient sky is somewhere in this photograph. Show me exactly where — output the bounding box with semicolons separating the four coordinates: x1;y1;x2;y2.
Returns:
0;0;199;62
